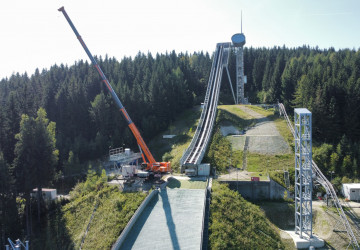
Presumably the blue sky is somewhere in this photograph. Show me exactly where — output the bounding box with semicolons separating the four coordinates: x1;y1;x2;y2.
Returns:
1;0;359;79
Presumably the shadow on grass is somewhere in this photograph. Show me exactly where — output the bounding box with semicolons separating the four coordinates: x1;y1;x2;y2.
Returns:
167;178;182;188
173;134;191;145
31;201;74;249
258;202;295;230
167;177;208;189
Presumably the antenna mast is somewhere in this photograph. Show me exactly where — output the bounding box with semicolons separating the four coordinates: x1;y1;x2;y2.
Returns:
241;11;243;33
231;11;247;104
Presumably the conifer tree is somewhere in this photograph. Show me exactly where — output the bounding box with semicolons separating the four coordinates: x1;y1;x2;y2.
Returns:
13;108;58;234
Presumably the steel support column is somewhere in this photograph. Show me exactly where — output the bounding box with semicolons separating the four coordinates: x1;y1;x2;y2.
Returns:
294;108;313;238
235;46;245;104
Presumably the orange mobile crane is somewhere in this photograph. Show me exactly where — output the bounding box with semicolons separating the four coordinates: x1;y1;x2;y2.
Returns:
58;7;171;173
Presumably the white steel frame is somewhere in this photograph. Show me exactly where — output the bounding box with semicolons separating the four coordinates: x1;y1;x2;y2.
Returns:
279;103;358;248
294;108;313;238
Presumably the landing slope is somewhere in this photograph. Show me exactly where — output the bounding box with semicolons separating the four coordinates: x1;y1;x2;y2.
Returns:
120;188;206;250
237;105;290;155
215;105;293;180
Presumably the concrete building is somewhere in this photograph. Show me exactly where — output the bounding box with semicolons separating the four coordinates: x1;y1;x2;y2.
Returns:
31;188;57;201
342;183;360;201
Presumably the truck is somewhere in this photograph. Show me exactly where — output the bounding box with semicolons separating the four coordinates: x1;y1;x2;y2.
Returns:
58;6;171;174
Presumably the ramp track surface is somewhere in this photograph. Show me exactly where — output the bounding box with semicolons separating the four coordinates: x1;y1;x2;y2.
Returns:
119;189;206;250
180;43;231;168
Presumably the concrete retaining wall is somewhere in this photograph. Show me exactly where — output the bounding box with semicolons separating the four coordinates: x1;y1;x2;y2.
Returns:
220;179;289;200
201;177;212;250
269;178;290;199
111;189;159;250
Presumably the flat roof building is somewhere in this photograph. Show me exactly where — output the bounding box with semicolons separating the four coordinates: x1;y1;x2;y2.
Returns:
342;183;360;201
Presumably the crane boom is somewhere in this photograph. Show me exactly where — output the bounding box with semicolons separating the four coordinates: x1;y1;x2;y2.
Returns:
58;6;170;173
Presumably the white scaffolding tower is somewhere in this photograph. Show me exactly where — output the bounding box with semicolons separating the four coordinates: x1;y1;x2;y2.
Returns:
294;108;313;238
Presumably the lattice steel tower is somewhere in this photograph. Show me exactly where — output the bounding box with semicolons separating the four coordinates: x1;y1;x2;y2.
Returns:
294;108;313;238
231;14;246;104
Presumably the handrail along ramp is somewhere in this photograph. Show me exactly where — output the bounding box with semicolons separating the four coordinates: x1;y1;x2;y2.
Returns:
180;43;231;174
279;103;359;249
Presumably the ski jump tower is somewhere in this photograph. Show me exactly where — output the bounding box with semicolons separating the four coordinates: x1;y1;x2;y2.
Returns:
231;19;247;104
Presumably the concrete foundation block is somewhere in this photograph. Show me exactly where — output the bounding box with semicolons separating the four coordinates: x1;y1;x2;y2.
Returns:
284;230;324;249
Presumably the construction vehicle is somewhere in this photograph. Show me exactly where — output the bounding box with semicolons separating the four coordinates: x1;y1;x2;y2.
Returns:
58;7;171;174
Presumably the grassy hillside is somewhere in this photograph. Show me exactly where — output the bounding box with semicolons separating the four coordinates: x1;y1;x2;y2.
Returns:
209;181;284;249
203;106;254;173
166;177;208;189
32;170;146;249
246;105;294;149
217;105;255;129
205;105;294;179
148;106;201;172
247;153;293;172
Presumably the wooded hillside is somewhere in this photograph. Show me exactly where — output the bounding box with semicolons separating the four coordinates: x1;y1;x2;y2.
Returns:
0;52;211;171
236;46;360;179
1;46;360;245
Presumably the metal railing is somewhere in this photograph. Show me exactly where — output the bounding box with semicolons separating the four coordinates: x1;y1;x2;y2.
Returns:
180;45;220;166
111;189;159;250
187;46;223;163
278;103;359;249
109;147;124;156
180;44;222;166
181;43;230;167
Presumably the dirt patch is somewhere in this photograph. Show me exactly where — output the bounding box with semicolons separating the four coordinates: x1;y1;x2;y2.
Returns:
311;200;360;249
218;168;252;181
259;200;360;249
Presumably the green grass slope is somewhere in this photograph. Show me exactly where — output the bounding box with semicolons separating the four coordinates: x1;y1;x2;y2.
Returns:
166;177;207;189
148;106;201;172
209;181;284;249
32;170;146;249
206;105;294;185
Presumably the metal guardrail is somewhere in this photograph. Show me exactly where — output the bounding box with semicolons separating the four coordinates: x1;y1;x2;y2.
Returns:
278;103;359;249
181;43;230;168
109;147;124;156
180;44;221;166
111;189;159;250
201;177;212;250
312;161;359;249
189;47;223;163
80;200;99;250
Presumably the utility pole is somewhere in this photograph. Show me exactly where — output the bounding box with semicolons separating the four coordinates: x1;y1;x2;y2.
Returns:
329;171;335;182
237;167;239;192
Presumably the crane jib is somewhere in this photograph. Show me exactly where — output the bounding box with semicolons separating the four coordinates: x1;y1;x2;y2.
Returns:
58;6;162;168
58;7;130;121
